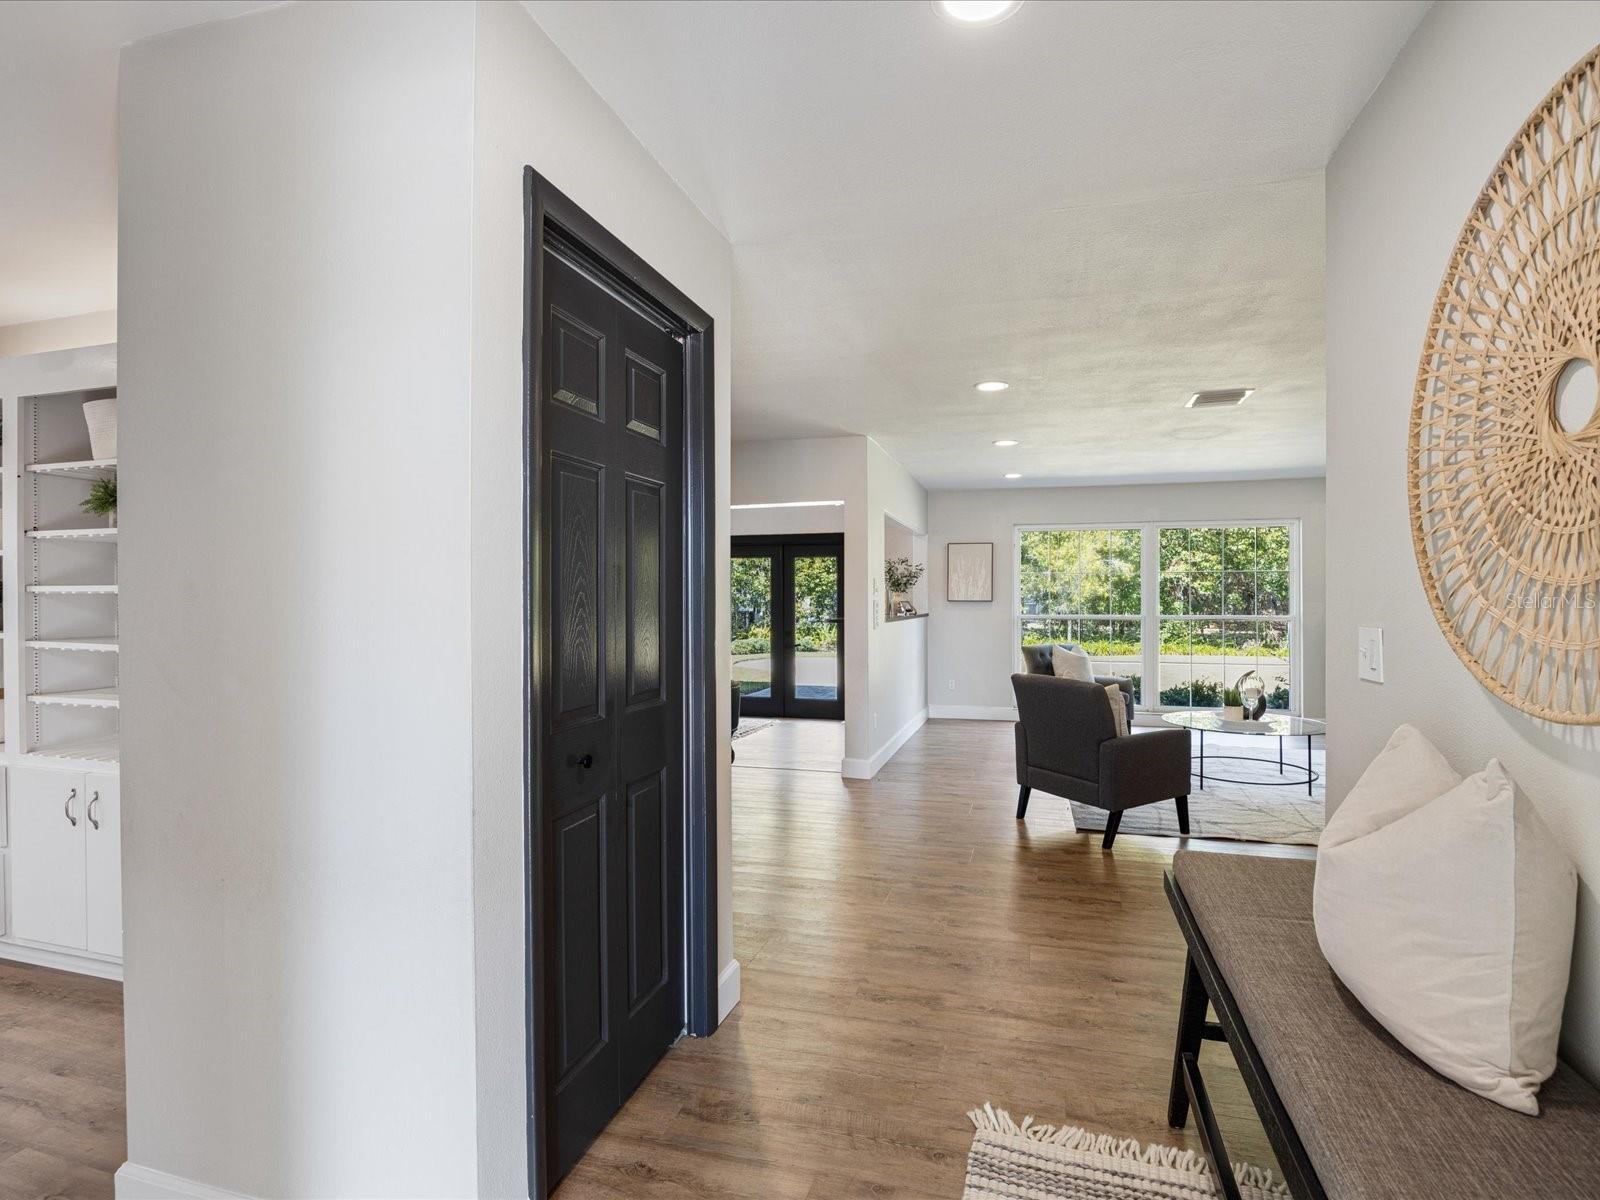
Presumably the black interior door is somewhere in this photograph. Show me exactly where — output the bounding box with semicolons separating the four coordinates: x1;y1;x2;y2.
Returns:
732;535;844;721
541;244;684;1185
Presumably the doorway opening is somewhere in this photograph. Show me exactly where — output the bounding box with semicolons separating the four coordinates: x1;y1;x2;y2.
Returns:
523;168;718;1198
731;534;844;721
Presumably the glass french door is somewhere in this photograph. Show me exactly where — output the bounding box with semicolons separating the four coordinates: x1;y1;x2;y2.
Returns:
731;535;844;720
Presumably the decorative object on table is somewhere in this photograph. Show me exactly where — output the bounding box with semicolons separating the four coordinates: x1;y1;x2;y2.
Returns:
893;599;916;618
1410;46;1600;725
1235;669;1267;719
1314;725;1577;1114
79;475;117;526
1221;686;1244;721
884;556;925;616
964;1104;1288;1200
82;397;117;460
946;541;994;602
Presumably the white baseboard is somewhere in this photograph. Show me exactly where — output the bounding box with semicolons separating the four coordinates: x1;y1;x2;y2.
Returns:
116;1163;255;1200
0;939;122;980
841;709;927;779
928;704;1015;721
717;957;741;1023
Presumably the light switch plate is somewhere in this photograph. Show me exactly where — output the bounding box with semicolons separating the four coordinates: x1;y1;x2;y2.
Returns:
1358;626;1385;683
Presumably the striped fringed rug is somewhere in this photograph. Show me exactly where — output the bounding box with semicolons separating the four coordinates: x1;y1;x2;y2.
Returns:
964;1106;1289;1200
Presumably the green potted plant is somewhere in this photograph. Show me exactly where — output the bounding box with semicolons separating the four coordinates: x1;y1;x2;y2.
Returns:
1221;685;1244;721
884;557;925;616
81;475;117;527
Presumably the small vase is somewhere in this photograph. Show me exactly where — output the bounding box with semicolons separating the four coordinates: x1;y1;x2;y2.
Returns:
1222;705;1244;721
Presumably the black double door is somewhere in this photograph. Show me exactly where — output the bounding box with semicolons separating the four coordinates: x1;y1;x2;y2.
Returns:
539;245;684;1184
732;535;844;721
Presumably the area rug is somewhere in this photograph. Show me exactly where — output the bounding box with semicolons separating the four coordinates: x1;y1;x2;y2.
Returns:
964;1105;1287;1200
731;718;775;740
1068;784;1321;846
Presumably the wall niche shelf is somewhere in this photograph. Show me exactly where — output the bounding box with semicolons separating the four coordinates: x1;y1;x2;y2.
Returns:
27;527;117;542
28;688;119;709
25;638;119;653
26;459;116;480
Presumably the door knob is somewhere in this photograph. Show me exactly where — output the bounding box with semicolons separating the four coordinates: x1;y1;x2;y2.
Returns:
567;753;595;769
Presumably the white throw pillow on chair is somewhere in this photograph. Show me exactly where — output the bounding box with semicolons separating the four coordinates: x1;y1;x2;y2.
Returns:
1103;684;1129;737
1051;643;1094;682
1314;724;1577;1114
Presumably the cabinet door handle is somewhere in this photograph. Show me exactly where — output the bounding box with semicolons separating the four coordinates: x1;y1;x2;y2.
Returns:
65;788;78;828
87;791;100;831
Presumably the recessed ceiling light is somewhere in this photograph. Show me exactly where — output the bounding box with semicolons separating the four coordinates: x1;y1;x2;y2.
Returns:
993;439;1019;447
933;0;1023;25
975;380;1010;393
1186;388;1255;409
1004;472;1023;480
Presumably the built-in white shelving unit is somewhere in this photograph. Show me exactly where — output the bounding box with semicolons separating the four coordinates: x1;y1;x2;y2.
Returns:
0;343;123;975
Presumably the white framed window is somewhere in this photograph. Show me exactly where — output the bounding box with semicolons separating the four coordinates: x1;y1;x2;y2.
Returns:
1014;520;1302;713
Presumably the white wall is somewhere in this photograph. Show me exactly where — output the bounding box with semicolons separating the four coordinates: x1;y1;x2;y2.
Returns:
0;310;117;358
862;439;929;774
925;478;1327;718
1326;0;1600;1084
471;2;734;1190
730;436;928;775
119;3;480;1196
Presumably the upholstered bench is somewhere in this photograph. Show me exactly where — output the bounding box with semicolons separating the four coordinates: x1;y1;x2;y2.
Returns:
1164;850;1600;1200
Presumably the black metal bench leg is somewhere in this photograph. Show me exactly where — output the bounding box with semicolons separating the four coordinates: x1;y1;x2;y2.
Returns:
1168;950;1209;1128
1182;1052;1243;1200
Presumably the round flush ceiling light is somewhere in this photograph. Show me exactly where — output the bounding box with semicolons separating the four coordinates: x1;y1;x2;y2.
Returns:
993;439;1018;447
1004;472;1023;480
934;0;1023;25
975;380;1010;393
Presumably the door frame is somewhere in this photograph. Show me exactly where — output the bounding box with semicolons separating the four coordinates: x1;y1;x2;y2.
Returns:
522;166;719;1199
731;534;845;720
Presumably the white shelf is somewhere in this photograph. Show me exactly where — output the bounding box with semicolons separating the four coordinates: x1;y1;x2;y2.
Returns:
25;637;119;653
26;459;116;480
28;688;119;709
27;584;118;595
25;736;120;767
27;527;117;542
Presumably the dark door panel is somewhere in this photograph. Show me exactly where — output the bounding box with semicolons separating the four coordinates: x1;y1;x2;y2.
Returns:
541;248;685;1185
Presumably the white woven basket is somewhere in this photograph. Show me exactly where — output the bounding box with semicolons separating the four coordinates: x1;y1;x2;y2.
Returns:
83;398;118;461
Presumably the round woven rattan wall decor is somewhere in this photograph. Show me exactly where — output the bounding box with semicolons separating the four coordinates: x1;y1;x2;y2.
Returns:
1411;46;1600;724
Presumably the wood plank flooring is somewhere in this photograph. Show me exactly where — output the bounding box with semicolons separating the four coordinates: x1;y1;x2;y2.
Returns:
557;718;1304;1198
0;961;124;1199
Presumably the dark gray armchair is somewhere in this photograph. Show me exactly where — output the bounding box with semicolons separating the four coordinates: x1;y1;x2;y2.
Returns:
1019;643;1134;726
1011;672;1190;849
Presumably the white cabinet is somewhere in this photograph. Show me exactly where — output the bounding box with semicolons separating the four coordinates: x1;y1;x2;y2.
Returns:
8;767;120;958
84;775;121;957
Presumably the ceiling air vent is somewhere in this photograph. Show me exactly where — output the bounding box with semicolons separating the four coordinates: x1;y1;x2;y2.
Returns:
1186;388;1254;409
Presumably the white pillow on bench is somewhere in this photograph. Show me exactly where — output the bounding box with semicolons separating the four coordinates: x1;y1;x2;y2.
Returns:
1314;724;1577;1115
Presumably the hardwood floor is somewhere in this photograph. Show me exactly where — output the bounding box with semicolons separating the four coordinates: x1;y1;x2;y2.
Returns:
0;962;124;1199
557;718;1304;1198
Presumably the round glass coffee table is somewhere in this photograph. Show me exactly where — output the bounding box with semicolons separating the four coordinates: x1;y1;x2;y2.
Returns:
1161;711;1327;796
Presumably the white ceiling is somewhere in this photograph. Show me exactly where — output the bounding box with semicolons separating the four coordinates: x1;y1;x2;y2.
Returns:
528;0;1430;487
0;0;277;328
